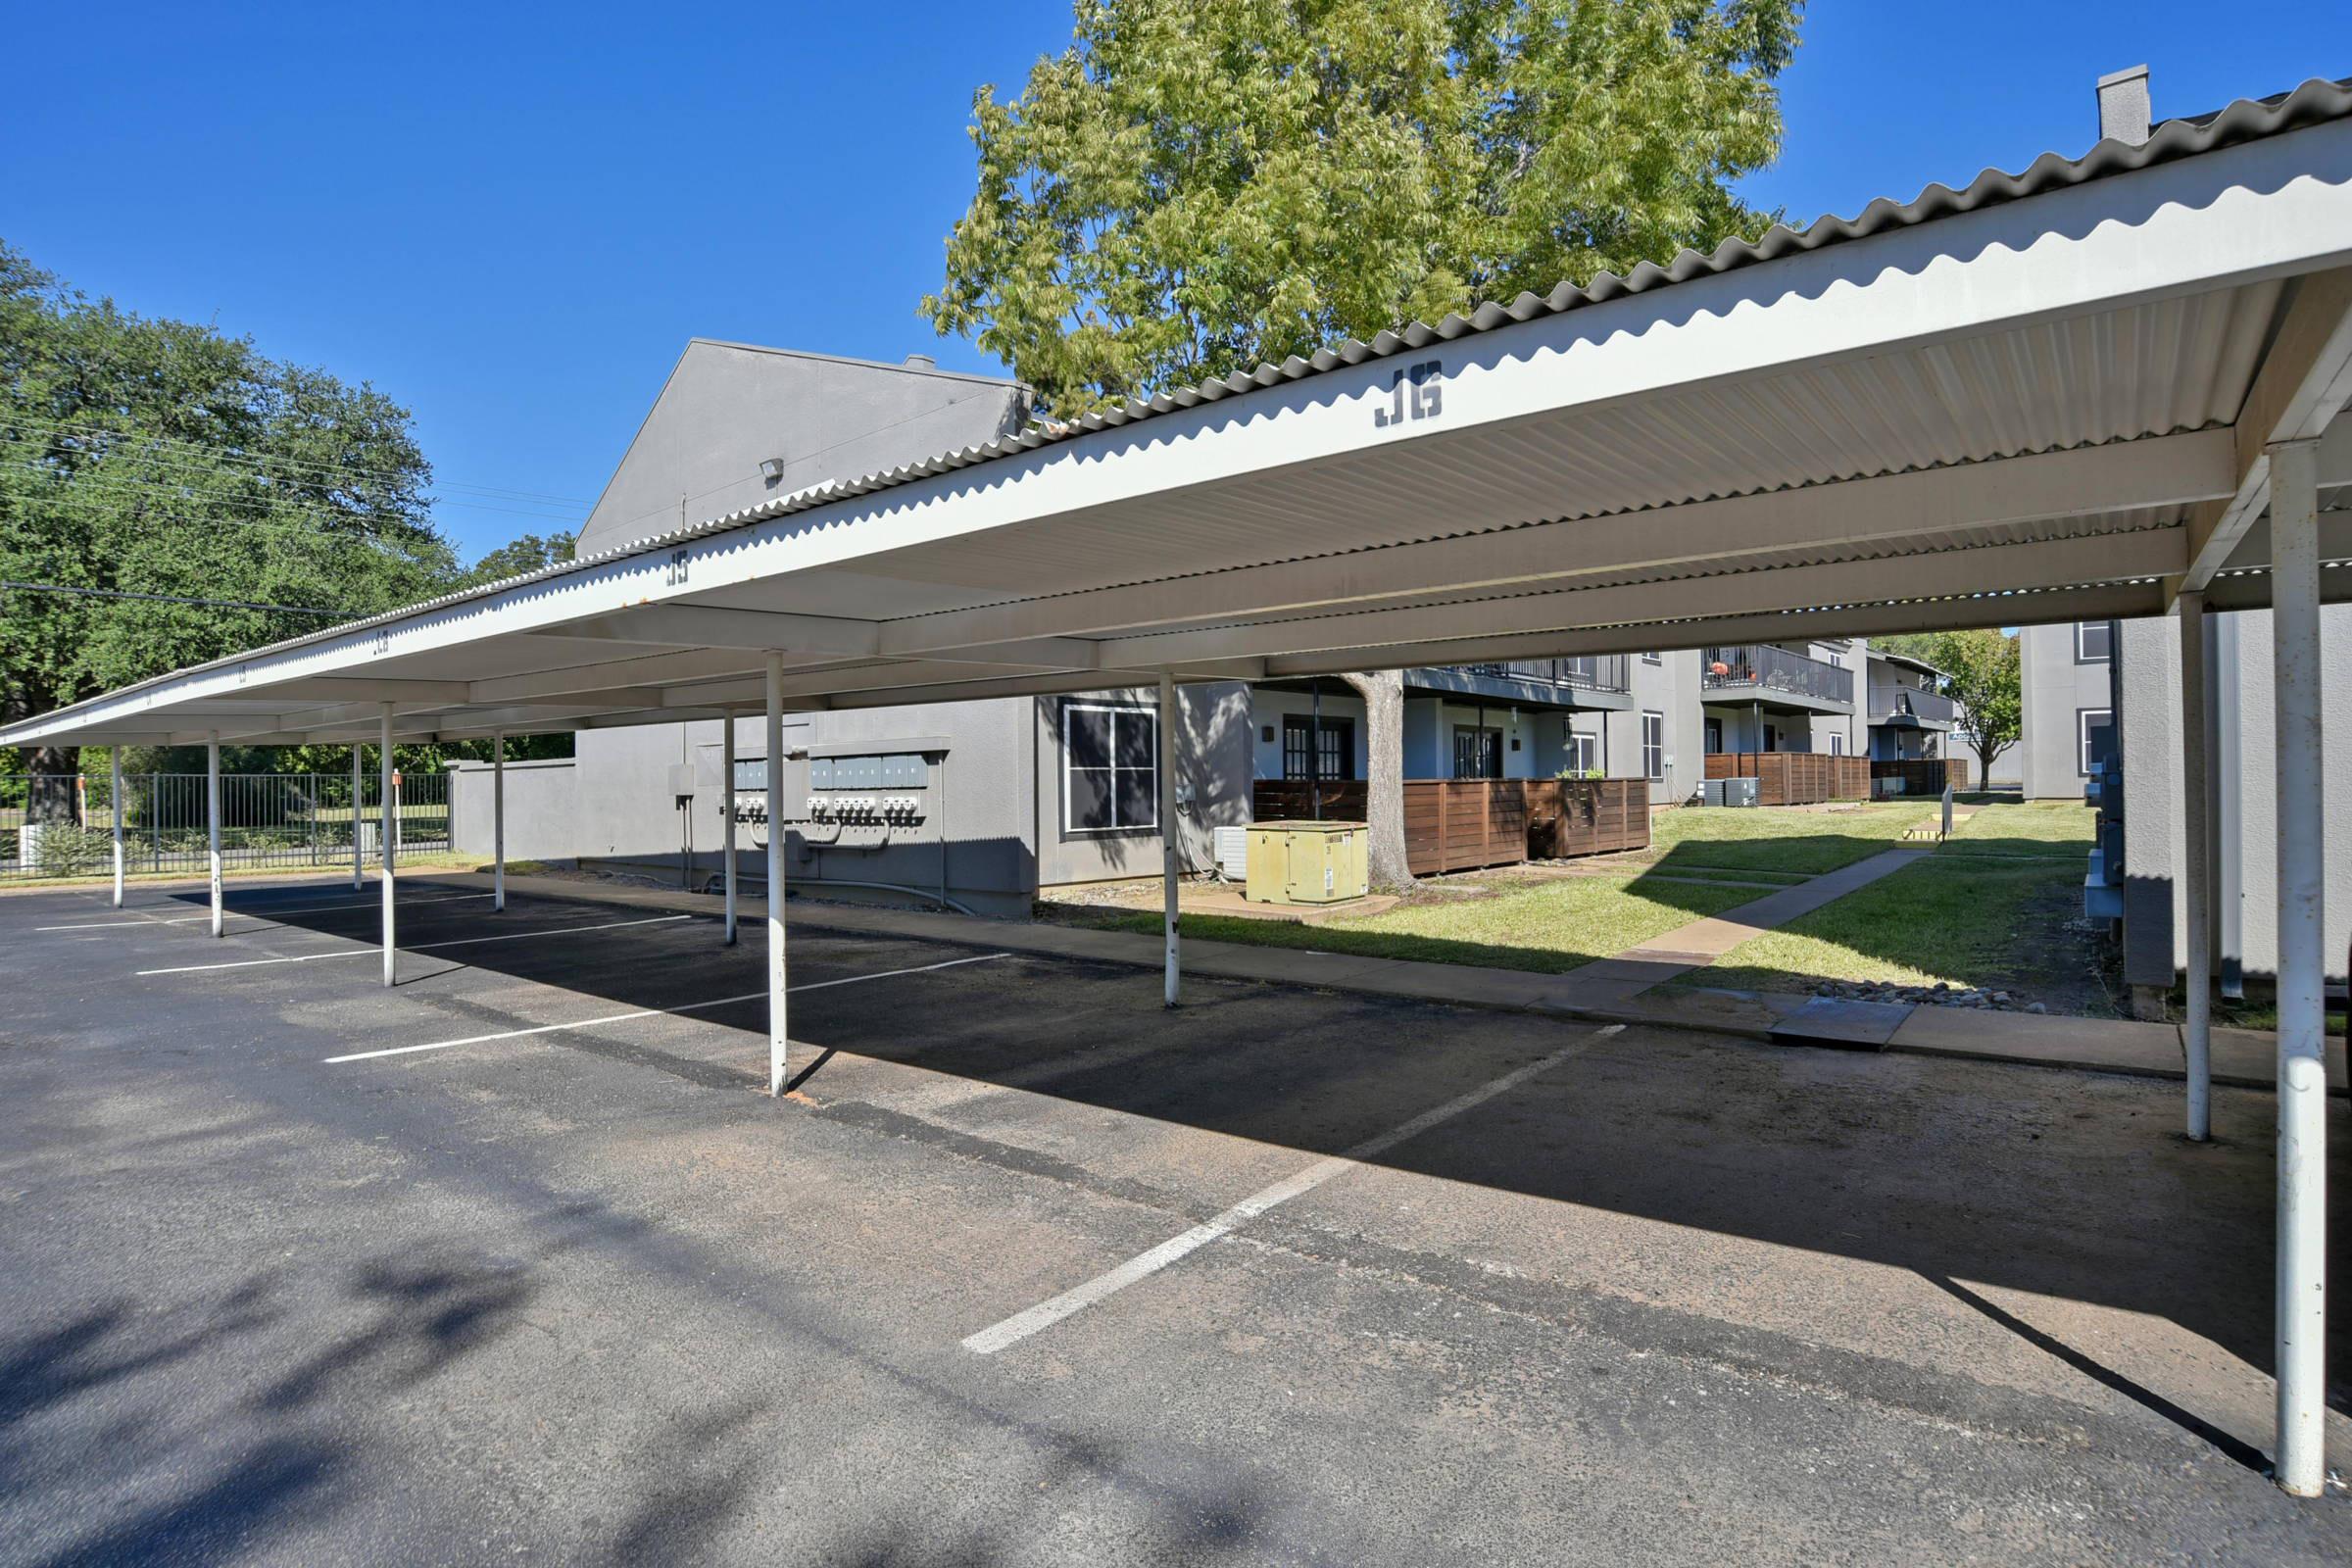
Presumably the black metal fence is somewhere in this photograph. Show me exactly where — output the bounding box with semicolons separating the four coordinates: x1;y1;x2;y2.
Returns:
0;771;450;882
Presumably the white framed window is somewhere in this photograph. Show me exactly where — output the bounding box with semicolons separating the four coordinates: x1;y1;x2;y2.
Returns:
2078;708;2113;775
1564;725;1599;775
1640;650;1662;665
2075;621;2113;662
1062;700;1157;834
1642;711;1665;780
1829;732;1844;756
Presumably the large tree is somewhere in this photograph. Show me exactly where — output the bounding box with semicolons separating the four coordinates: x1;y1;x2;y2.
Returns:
0;242;521;814
1875;628;2021;786
925;0;1802;884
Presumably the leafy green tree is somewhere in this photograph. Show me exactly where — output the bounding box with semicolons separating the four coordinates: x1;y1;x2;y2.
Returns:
925;0;1799;415
1875;629;2021;785
925;0;1802;883
463;530;575;587
2;240;459;811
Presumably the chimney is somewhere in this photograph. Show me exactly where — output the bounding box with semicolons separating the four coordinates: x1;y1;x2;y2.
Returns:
2096;65;2151;143
902;352;937;371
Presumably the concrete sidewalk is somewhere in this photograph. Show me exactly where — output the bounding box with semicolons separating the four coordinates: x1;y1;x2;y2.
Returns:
1573;847;1930;1007
410;869;2345;1098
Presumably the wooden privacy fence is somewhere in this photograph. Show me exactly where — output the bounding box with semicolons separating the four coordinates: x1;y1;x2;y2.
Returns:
1250;777;1648;877
1703;753;1872;806
1870;758;1974;797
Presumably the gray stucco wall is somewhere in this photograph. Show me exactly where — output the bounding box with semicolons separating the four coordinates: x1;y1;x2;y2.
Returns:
2020;621;2116;799
448;758;581;862
2115;606;2352;990
1034;684;1251;886
576;342;1029;559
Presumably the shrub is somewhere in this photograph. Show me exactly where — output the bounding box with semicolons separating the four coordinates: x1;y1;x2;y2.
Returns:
32;824;109;879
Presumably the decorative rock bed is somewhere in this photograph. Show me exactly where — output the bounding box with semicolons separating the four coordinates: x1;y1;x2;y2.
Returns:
1810;978;2048;1014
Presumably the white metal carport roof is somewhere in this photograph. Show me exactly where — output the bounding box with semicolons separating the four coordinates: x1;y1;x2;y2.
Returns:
13;71;2350;1501
8;76;2350;754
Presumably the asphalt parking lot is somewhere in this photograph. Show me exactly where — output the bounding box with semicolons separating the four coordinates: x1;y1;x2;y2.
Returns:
1;873;2345;1564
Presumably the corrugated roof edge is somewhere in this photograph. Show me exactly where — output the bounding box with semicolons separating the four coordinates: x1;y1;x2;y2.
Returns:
21;74;2352;730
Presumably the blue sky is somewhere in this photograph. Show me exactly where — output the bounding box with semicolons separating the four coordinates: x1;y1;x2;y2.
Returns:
4;3;2343;561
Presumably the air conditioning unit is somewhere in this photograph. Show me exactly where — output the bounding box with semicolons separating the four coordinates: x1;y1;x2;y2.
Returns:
1703;776;1761;808
1214;825;1250;880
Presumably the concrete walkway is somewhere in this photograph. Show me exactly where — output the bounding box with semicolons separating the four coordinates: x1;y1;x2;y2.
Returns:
1565;847;1931;1008
398;868;2342;1098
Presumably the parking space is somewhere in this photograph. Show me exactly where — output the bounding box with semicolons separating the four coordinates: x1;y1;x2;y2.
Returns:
1;875;2345;1563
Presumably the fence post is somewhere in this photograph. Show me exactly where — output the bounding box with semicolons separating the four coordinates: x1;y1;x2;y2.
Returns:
110;752;124;907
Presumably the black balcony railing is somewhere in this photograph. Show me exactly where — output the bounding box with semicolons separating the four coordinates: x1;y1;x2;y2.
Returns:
1868;683;1956;724
1700;644;1855;706
1457;655;1630;694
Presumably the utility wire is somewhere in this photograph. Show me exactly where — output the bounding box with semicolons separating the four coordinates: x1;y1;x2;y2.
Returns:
1;416;588;514
5;431;582;524
5;489;440;555
1;580;348;615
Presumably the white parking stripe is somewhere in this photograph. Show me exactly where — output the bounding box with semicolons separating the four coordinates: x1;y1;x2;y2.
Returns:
961;1024;1625;1355
321;952;1012;1062
137;914;692;976
40;893;496;932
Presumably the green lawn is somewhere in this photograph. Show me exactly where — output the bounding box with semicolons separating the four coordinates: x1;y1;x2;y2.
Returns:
1939;800;2097;856
1640;801;1937;876
1088;870;1758;976
1669;804;2109;1008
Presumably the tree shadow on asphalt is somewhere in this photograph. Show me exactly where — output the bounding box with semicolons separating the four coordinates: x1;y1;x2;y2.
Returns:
144;875;2351;1473
0;1210;621;1566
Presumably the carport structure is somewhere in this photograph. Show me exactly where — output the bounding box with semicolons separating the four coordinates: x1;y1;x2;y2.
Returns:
6;74;2348;1492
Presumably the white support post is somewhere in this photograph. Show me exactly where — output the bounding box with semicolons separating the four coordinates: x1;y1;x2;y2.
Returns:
491;729;507;912
722;713;739;947
2266;437;2328;1498
1160;671;1181;1007
109;748;124;909
765;658;787;1095
379;705;397;989
205;733;223;937
2178;591;2213;1143
351;744;364;890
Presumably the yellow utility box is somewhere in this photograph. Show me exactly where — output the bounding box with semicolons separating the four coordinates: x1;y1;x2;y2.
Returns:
1245;820;1371;905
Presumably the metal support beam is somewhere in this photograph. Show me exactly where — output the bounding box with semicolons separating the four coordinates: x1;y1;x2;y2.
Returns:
379;705;396;989
570;605;881;658
722;713;738;947
876;431;2235;657
351;744;364;890
491;729;506;912
1160;672;1181;1008
2266;437;2328;1498
2177;591;2212;1143
765;656;787;1095
2180;269;2352;593
109;748;123;909
205;734;222;936
1104;527;2189;668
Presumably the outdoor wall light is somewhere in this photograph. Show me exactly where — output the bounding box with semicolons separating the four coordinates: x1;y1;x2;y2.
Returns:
758;457;786;481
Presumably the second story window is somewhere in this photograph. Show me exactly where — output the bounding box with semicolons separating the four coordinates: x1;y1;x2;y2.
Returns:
1640;651;1662;665
2076;621;2113;662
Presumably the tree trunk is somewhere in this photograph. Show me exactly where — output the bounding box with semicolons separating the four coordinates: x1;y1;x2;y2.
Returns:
1339;669;1411;890
24;745;81;825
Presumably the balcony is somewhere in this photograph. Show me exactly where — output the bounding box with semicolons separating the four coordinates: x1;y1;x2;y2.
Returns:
1700;644;1854;710
1868;683;1956;726
1455;655;1630;695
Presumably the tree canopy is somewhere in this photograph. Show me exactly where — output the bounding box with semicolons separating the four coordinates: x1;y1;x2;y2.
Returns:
925;0;1802;414
0;239;575;781
1875;628;2022;781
